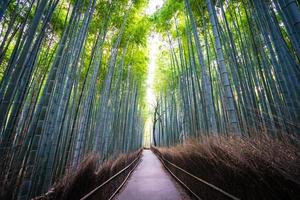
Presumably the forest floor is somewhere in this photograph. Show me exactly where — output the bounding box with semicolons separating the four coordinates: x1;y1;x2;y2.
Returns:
114;150;190;200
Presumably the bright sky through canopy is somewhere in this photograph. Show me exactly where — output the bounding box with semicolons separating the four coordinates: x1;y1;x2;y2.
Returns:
144;0;164;147
145;0;164;15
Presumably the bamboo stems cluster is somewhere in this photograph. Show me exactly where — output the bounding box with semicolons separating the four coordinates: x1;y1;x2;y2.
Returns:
152;0;300;146
0;0;147;199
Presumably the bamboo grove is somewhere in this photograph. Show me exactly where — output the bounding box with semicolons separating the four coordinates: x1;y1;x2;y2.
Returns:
152;0;300;147
1;0;300;199
0;0;148;199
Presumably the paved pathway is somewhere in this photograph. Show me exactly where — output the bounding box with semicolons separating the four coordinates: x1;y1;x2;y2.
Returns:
115;150;189;200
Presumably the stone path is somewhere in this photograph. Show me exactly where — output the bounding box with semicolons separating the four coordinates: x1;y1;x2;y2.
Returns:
115;150;189;200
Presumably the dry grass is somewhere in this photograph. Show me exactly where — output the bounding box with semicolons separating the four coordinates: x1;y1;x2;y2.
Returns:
152;135;300;200
33;149;142;200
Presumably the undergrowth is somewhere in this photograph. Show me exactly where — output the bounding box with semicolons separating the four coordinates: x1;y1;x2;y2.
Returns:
33;149;141;200
152;135;300;200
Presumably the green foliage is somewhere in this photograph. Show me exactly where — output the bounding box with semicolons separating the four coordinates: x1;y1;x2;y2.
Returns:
154;48;173;93
50;1;70;34
152;0;183;32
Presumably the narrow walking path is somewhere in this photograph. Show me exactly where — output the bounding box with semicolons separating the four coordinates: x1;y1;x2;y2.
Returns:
115;150;189;200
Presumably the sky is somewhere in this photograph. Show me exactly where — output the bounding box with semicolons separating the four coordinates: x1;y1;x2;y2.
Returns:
145;0;164;108
144;0;164;147
145;0;164;15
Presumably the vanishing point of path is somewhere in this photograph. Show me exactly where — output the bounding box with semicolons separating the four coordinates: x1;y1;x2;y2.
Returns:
115;150;190;200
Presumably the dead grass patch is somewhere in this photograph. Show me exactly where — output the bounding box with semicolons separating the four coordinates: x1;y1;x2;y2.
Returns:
33;149;142;200
152;135;300;200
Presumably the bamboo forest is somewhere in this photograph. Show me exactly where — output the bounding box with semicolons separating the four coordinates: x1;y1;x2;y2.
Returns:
0;0;300;200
